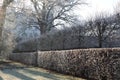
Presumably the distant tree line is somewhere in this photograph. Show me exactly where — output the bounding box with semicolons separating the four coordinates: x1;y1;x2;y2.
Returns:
13;12;120;52
2;0;119;52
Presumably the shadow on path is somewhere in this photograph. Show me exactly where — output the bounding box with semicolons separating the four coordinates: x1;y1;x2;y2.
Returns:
1;69;35;80
0;60;84;80
0;77;3;80
0;61;30;70
23;68;59;80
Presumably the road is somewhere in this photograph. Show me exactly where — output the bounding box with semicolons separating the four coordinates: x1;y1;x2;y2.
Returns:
0;60;85;80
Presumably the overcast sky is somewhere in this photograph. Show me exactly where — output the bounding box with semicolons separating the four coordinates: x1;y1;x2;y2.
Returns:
0;0;119;20
78;0;119;20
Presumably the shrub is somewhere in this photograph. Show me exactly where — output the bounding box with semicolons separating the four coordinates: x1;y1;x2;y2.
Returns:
10;48;120;80
37;48;120;80
9;52;37;65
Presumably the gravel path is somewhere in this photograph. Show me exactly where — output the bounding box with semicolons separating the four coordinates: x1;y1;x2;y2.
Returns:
0;60;85;80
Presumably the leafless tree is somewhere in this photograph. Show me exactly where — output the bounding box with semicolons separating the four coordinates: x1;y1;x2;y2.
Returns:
86;13;120;48
31;0;85;34
1;29;15;58
0;0;14;54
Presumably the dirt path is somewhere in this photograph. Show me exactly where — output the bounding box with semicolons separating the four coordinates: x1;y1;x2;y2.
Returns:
0;60;85;80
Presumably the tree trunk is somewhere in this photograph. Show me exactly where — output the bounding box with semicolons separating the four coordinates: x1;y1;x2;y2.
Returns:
98;40;102;48
0;7;6;41
40;25;46;35
0;0;13;53
98;35;103;48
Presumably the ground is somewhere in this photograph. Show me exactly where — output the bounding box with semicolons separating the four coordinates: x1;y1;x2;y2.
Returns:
0;60;85;80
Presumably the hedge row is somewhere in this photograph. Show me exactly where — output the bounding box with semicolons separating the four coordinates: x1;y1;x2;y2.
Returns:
9;52;37;65
10;48;120;80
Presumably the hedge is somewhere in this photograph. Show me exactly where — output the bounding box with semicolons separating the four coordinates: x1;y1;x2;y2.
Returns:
9;52;37;65
10;48;120;80
37;48;120;80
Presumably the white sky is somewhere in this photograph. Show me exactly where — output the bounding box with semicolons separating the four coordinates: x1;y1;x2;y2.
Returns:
78;0;119;20
0;0;119;20
0;0;3;6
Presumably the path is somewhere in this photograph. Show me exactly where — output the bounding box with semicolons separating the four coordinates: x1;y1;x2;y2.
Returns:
0;60;85;80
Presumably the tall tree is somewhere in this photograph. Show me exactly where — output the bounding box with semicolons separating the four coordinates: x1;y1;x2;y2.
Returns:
87;14;119;48
31;0;85;34
0;0;14;52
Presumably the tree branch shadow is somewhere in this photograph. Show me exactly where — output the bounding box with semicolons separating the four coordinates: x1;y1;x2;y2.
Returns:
23;68;60;80
1;69;35;80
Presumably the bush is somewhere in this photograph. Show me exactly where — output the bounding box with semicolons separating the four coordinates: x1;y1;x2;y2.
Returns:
10;48;120;80
9;52;37;65
37;48;120;80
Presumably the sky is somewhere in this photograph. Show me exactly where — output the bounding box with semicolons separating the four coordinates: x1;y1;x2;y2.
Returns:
78;0;119;20
0;0;3;6
0;0;119;20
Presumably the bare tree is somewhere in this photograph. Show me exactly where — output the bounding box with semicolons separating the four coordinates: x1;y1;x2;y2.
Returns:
0;0;14;34
0;0;14;53
30;0;85;34
86;13;120;48
1;29;15;58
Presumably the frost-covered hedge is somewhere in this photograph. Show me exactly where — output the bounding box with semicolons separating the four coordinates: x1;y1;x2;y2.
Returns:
9;52;37;65
37;48;120;80
10;48;120;80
